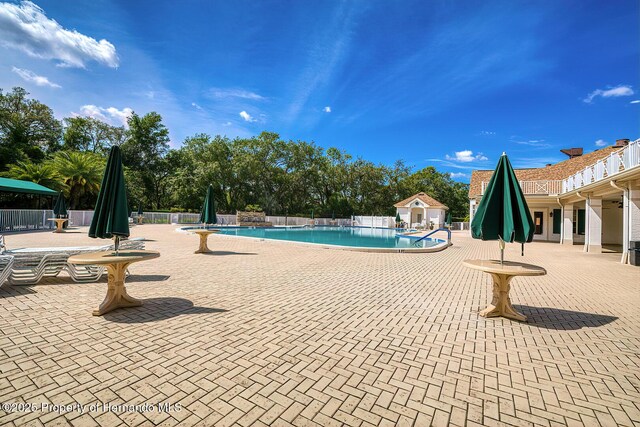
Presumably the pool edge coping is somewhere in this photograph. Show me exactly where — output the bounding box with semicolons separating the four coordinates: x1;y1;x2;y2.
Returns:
175;225;452;253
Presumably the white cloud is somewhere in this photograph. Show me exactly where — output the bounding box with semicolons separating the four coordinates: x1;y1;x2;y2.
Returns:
191;102;203;111
209;88;264;100
479;130;495;136
513;139;551;148
78;105;132;126
223;121;232;126
594;139;608;147
11;66;60;88
583;85;634;103
239;110;256;122
323;106;331;113
0;1;118;68
445;150;488;162
449;172;468;179
631;100;640;104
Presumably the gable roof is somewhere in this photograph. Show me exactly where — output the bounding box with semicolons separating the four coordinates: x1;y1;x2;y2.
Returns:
468;146;620;197
0;177;58;196
394;192;448;209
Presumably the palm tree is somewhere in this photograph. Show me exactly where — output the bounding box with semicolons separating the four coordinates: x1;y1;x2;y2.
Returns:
52;151;104;209
3;160;60;190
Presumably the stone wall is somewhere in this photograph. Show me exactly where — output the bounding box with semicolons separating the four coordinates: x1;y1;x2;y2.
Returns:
236;211;273;227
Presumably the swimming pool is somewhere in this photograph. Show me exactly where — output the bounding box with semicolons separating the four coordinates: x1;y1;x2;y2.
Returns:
182;226;450;252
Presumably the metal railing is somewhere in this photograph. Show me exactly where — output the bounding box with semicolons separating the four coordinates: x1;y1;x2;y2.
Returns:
413;228;451;245
562;139;640;192
481;179;563;195
0;209;55;232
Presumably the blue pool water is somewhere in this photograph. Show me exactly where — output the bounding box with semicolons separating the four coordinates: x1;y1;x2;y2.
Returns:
210;226;443;249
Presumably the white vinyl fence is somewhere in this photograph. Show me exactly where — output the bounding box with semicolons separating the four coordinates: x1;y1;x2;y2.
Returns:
1;209;396;231
451;222;470;231
351;216;396;228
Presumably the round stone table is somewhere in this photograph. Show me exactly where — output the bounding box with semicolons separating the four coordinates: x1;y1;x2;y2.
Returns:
67;250;160;316
193;229;220;253
48;218;68;233
462;259;546;322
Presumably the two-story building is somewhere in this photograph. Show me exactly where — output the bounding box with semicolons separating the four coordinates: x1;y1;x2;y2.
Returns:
469;138;640;264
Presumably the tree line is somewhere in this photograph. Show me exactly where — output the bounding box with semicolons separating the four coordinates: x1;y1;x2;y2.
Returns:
0;87;470;219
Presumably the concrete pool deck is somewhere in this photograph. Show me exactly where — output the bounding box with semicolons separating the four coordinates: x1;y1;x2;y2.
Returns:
0;225;638;427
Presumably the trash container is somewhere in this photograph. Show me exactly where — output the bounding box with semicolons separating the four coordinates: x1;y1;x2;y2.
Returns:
630;241;640;266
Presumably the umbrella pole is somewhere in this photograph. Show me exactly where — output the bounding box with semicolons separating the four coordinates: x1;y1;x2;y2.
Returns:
114;236;120;256
499;237;505;265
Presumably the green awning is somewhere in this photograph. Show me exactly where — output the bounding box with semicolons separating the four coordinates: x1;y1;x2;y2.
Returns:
0;177;58;196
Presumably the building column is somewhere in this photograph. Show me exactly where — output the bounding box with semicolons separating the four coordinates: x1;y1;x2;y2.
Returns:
585;196;602;253
627;183;640;263
562;203;573;245
469;199;476;236
423;207;427;227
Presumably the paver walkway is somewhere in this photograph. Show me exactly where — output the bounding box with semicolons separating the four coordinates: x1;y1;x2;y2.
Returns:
1;225;639;427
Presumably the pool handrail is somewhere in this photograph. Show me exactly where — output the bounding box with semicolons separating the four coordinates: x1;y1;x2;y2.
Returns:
413;228;451;246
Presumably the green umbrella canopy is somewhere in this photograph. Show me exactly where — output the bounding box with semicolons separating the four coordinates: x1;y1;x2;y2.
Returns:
446;212;452;225
89;146;130;240
311;209;314;219
137;203;143;216
332;211;335;220
395;212;401;222
471;153;534;258
200;184;217;224
53;192;68;217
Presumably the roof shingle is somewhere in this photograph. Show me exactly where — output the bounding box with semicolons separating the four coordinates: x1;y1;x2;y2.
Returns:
394;192;448;209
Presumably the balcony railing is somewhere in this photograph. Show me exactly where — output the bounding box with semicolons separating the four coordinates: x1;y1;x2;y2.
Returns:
562;139;640;193
479;139;640;196
481;179;563;195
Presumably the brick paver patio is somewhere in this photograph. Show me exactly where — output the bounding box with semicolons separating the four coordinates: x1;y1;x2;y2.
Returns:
1;225;639;426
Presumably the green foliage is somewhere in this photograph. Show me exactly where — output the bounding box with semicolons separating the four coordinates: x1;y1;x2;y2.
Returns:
244;204;263;212
0;87;62;170
52;151;105;209
121;112;171;210
3;160;61;190
63;116;124;153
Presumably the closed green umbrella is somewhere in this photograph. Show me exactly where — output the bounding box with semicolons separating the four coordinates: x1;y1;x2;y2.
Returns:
89;146;130;253
395;212;401;225
446;212;452;226
200;184;217;225
471;153;534;264
53;192;68;218
137;203;143;216
311;209;314;220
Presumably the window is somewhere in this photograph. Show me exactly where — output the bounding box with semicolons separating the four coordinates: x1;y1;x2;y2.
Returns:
552;209;561;234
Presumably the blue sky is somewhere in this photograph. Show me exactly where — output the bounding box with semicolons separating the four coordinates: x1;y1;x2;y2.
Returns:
0;0;638;182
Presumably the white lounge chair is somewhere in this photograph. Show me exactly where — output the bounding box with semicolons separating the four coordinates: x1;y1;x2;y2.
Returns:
8;253;71;285
0;255;14;289
3;237;146;285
